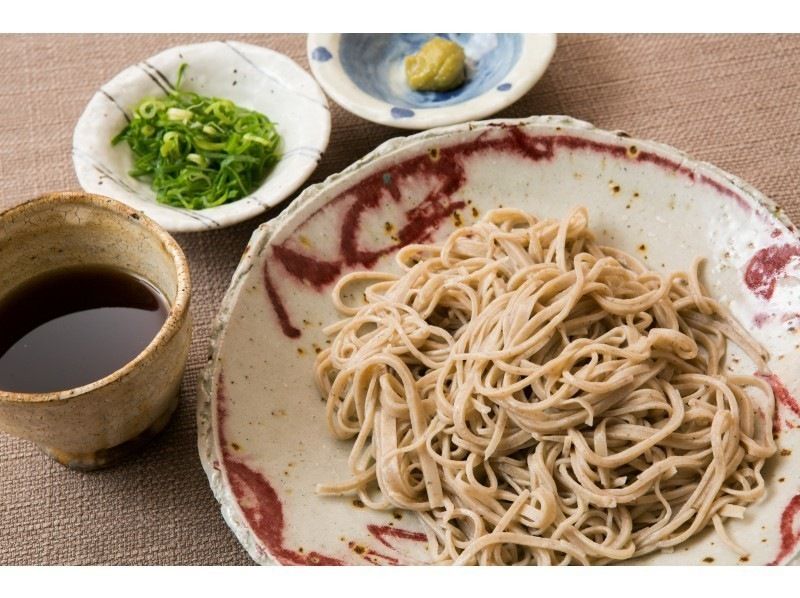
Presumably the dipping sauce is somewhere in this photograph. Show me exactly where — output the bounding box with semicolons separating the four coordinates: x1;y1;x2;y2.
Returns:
0;265;169;393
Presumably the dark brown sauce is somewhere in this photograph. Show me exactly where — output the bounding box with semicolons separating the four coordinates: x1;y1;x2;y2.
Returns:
0;265;168;393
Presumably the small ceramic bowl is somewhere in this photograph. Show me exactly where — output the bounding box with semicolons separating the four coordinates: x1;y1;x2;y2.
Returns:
73;41;331;233
0;192;191;469
307;33;556;129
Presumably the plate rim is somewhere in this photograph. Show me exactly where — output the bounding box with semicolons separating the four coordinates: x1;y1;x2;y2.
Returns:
196;114;800;565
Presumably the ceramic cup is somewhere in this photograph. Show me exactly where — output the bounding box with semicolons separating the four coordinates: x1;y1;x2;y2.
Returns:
0;192;191;469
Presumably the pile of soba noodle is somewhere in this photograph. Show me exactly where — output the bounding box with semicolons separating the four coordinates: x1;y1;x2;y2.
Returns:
314;206;776;565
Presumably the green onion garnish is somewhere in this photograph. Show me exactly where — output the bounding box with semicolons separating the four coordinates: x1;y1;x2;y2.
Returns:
112;64;282;210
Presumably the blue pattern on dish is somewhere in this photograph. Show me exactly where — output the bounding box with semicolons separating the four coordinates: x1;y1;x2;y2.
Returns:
338;34;523;110
391;106;415;119
497;82;512;91
311;46;333;62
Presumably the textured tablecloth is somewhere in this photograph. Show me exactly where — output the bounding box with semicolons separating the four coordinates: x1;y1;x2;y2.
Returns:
0;33;798;565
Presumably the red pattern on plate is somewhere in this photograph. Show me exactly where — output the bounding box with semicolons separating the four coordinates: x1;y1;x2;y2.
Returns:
744;244;800;301
262;261;302;339
769;494;800;566
263;125;755;339
757;372;800;434
752;312;771;328
217;372;343;565
367;523;427;548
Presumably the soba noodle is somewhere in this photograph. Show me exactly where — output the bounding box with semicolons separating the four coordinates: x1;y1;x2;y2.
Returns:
314;206;776;565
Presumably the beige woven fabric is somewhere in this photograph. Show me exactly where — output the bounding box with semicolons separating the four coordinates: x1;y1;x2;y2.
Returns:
0;33;798;565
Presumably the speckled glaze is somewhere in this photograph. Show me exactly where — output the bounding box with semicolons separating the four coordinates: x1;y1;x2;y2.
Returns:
73;41;331;233
0;192;191;469
307;34;556;130
198;116;800;565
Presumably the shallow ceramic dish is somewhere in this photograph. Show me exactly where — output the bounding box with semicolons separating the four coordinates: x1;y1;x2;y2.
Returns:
73;41;330;233
307;34;556;130
198;116;800;565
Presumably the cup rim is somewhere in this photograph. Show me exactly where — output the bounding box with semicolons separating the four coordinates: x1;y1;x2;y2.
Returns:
0;191;191;403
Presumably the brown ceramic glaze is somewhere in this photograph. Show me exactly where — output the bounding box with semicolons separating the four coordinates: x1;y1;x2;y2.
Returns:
0;192;191;469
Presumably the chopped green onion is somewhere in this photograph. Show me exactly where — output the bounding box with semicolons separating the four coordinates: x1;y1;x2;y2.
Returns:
186;153;208;168
112;63;282;210
166;107;193;123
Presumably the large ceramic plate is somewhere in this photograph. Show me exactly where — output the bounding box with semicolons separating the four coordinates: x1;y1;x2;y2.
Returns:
198;116;800;566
